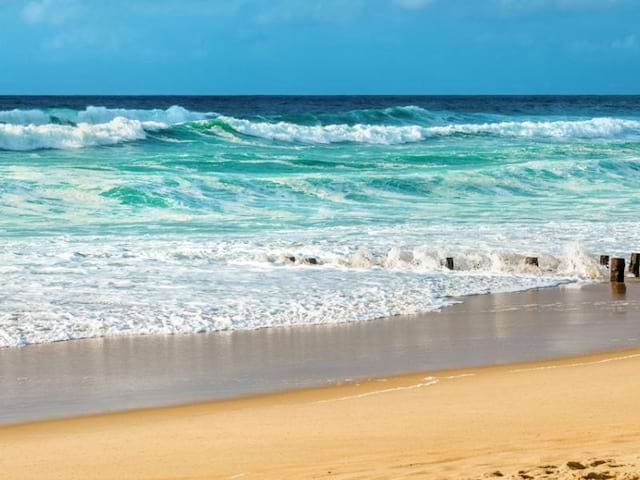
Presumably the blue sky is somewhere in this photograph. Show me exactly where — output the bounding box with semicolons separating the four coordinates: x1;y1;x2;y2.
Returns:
1;0;639;94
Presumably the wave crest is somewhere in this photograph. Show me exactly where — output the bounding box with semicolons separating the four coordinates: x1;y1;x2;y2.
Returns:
75;105;209;125
218;116;426;144
0;105;209;126
217;116;640;145
0;117;151;151
2;103;639;149
0;109;52;125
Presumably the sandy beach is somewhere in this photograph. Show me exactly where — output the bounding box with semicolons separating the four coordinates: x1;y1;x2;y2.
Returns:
1;347;639;479
0;281;639;479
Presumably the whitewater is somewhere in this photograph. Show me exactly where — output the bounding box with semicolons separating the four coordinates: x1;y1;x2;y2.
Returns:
0;96;639;347
2;105;640;150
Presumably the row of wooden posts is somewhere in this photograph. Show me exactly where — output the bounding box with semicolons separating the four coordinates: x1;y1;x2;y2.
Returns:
442;253;640;283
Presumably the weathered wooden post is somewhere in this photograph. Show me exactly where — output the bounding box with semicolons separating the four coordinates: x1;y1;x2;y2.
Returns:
610;257;625;283
600;255;610;267
445;257;454;270
630;253;640;277
525;256;539;267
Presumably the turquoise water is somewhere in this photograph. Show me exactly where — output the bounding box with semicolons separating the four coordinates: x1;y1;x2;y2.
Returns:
1;96;639;346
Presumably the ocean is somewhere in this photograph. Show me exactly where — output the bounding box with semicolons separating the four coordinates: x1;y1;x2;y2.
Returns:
1;95;639;347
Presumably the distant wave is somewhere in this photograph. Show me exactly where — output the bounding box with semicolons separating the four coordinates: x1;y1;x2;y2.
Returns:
217;116;427;144
0;105;214;151
0;109;52;125
271;105;447;126
0;105;209;127
0;106;210;151
0;118;157;151
73;105;210;125
2;103;640;150
428;117;640;140
217;116;640;144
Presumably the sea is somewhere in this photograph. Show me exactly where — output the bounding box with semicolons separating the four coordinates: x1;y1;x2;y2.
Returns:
1;95;639;347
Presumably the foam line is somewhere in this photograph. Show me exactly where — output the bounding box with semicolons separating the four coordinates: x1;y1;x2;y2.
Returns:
313;377;441;403
509;353;640;373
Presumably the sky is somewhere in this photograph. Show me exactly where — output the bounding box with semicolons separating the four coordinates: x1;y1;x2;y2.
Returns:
0;0;639;94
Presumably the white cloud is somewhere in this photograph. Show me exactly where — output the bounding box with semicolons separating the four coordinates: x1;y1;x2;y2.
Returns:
570;33;639;53
253;0;367;25
612;34;637;49
22;0;81;25
43;27;122;52
392;0;435;9
129;0;244;17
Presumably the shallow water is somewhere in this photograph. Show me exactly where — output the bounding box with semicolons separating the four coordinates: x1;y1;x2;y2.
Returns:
1;96;639;347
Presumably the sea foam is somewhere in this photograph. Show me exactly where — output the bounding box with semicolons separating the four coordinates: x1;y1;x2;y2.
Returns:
0;234;605;348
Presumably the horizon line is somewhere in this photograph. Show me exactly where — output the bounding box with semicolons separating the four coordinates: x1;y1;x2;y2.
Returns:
1;93;639;97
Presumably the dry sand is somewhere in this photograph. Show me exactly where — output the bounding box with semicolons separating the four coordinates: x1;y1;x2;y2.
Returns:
1;348;640;479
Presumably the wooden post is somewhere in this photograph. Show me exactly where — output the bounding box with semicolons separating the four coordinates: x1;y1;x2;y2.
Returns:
630;253;640;277
600;255;610;267
610;257;625;283
446;257;454;270
525;256;539;267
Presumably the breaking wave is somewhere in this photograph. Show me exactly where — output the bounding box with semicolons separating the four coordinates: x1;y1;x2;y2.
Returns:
0;105;212;151
0;238;602;347
1;96;638;348
0;105;209;126
0;118;159;151
218;116;640;144
1;103;639;150
250;243;604;280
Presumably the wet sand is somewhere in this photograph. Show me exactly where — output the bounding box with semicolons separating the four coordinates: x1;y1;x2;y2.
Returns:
1;280;639;424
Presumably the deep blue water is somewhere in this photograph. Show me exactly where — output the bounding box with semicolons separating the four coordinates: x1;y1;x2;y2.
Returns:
2;94;640;117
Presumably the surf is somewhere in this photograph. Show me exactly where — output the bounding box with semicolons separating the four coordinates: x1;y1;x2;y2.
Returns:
1;96;639;347
2;103;640;150
215;115;640;145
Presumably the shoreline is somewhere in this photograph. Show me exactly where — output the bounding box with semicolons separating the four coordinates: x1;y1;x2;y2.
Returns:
2;347;640;479
9;344;640;428
2;276;578;351
1;279;639;425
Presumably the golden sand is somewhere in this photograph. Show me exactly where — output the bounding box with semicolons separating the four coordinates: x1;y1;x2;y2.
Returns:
1;348;639;479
